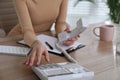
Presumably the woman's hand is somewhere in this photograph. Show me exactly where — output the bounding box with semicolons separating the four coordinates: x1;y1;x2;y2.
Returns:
62;27;80;46
24;40;50;66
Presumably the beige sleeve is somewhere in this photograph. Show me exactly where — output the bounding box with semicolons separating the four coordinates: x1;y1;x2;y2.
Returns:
55;0;68;36
13;0;37;47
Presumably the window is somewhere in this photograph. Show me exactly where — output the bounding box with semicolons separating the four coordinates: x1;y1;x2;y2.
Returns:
67;0;109;27
67;0;109;15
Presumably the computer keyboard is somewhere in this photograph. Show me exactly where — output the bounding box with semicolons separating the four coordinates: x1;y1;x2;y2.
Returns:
0;45;30;56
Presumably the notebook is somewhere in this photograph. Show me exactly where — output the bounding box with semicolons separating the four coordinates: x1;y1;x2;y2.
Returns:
18;34;85;56
0;45;30;56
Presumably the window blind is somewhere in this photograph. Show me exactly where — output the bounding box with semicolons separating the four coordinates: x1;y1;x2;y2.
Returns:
0;0;18;33
67;0;109;15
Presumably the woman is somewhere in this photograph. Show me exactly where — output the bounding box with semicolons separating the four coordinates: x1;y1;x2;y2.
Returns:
8;0;79;66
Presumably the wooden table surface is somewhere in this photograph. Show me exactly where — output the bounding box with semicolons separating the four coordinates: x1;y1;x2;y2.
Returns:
0;24;120;80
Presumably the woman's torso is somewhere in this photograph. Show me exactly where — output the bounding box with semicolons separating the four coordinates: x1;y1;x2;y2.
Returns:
10;0;63;34
27;0;62;32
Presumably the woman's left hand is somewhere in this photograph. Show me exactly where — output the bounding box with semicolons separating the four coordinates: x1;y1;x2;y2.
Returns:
24;40;50;67
62;27;80;46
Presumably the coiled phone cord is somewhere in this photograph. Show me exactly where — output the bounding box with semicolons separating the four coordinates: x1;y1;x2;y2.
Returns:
56;42;78;63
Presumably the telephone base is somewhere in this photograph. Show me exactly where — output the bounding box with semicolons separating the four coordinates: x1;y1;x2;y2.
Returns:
32;62;94;80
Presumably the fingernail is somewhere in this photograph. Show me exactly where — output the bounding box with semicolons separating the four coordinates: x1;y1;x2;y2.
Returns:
47;58;50;62
37;63;38;65
36;62;40;65
25;62;28;65
47;59;50;62
29;64;32;67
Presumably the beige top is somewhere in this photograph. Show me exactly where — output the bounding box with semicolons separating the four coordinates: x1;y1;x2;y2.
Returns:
8;0;68;47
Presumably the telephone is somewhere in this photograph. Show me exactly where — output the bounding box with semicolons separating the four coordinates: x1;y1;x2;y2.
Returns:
32;62;94;80
58;18;86;42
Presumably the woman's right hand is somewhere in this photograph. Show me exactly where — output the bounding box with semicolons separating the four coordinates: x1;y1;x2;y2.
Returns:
24;40;50;66
62;27;80;46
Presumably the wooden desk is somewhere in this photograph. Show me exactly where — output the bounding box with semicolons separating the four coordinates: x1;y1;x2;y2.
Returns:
0;25;120;80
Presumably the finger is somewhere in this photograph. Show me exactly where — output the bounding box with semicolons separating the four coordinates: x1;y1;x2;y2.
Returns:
70;37;78;41
27;47;33;56
36;47;42;65
67;38;72;41
65;27;70;32
68;38;76;41
29;49;36;66
77;35;80;37
24;56;30;65
26;47;35;66
67;41;74;45
44;49;50;62
64;27;69;31
63;40;74;46
24;47;33;65
75;36;79;40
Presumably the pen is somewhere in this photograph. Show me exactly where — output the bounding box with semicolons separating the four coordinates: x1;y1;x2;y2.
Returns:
45;41;53;50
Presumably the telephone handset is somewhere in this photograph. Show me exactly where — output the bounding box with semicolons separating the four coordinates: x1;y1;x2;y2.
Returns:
58;18;86;42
